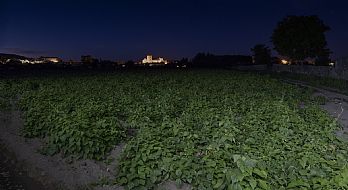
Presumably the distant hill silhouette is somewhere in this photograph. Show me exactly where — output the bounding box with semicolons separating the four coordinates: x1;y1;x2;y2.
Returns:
0;53;28;60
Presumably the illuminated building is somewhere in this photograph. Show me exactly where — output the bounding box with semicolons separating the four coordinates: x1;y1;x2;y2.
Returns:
142;55;168;64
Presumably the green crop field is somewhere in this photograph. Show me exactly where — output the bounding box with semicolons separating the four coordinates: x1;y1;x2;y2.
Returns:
1;70;348;189
272;72;348;95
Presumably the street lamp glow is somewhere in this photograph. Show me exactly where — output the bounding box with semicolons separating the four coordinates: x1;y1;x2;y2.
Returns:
281;59;288;64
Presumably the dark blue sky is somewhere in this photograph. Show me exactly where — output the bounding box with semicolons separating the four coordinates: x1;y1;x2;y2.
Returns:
1;0;347;61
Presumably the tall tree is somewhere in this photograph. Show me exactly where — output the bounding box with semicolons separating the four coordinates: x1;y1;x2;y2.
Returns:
251;44;271;65
271;15;330;63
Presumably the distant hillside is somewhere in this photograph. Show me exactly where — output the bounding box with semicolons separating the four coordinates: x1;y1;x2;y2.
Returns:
0;53;28;60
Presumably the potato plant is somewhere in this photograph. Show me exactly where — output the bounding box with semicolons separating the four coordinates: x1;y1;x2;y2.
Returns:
4;70;348;189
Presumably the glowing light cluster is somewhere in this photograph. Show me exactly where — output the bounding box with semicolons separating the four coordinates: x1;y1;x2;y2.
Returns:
142;55;168;64
281;59;288;64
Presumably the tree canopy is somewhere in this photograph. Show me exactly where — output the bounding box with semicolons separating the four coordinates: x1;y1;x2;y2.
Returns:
271;15;331;62
251;44;271;65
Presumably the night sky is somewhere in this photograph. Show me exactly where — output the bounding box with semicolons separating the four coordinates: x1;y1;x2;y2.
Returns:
1;0;348;61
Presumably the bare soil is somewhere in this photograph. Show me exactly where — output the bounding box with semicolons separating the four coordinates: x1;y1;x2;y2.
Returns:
281;79;348;139
0;104;124;190
0;103;191;190
0;138;47;190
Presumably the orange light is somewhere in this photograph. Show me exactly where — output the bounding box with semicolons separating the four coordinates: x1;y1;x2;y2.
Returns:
281;59;288;64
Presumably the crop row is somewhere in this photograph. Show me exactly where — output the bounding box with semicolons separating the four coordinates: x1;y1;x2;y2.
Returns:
2;70;348;189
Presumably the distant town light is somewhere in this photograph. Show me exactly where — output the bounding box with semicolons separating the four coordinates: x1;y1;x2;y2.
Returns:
329;62;335;66
142;55;168;65
40;57;62;63
281;59;288;64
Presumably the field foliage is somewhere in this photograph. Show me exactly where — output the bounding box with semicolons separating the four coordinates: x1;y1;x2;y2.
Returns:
1;70;348;189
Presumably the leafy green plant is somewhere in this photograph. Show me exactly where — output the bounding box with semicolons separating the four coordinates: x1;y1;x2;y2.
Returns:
5;70;348;189
272;72;348;95
312;95;327;105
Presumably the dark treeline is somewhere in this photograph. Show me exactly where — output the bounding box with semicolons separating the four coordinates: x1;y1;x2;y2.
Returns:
0;52;256;71
190;53;253;68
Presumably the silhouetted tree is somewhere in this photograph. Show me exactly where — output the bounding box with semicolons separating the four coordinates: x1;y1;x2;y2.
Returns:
125;60;135;68
177;58;189;67
251;44;271;65
271;15;331;64
315;56;332;66
81;55;99;68
99;60;116;68
192;53;252;68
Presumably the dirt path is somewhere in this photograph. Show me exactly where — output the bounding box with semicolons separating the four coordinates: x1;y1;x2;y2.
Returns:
0;103;189;190
0;97;195;190
281;79;348;140
0;104;124;190
0;139;47;190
